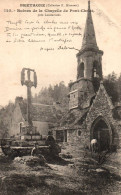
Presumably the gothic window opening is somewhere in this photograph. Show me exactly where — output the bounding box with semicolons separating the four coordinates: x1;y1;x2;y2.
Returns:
80;62;84;77
94;67;97;77
78;130;81;136
92;61;100;92
92;61;99;78
77;62;84;79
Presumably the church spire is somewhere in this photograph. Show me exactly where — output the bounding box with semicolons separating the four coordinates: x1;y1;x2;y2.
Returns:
81;0;98;51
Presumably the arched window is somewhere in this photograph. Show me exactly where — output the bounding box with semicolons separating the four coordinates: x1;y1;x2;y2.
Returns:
78;130;81;136
77;62;84;79
92;61;99;78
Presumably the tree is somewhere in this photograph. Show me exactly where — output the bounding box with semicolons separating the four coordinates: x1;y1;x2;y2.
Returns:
0;102;15;138
103;72;119;104
117;73;121;101
32;81;69;111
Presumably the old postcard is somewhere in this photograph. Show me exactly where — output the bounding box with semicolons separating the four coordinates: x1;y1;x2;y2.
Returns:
0;0;121;194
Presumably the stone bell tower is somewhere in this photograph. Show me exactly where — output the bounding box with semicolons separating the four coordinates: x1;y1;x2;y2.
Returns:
69;0;103;110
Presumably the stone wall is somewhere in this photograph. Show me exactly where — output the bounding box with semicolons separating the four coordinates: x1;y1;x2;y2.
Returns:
86;83;120;149
55;83;121;160
10;103;25;136
69;78;95;110
53;120;89;158
59;129;90;158
54;83;121;161
77;50;103;80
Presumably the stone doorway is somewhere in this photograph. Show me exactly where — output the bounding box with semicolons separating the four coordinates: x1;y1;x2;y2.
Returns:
91;117;112;152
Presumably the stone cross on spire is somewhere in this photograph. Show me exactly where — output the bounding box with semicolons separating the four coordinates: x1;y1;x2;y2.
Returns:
81;0;98;51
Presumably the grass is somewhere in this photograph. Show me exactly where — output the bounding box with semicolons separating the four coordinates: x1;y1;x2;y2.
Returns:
0;154;121;195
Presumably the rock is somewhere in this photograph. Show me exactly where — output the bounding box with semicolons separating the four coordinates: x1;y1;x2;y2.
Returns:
26;156;46;167
68;164;75;168
14;156;46;167
60;153;73;159
96;168;107;173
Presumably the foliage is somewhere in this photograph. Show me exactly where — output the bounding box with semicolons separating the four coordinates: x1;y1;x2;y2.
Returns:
33;73;121;107
32;81;69;111
103;72;119;104
0;102;15;138
0;73;121;137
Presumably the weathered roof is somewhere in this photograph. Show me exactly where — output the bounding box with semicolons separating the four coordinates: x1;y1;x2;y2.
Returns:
18;102;63;123
86;81;115;126
96;81;114;109
56;107;89;129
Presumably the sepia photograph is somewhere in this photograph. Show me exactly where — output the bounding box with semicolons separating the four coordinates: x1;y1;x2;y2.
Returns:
0;0;121;194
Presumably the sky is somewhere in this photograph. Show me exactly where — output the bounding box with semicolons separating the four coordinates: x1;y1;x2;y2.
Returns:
0;0;121;106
